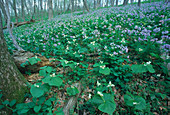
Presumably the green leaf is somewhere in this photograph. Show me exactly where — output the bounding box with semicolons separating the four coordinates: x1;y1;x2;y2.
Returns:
98;101;116;115
39;69;46;76
131;64;147;74
46;66;53;73
2;100;9;105
9;99;16;107
0;105;4;109
34;105;41;113
99;67;110;75
0;94;2;98
91;95;104;105
146;64;155;73
44;99;52;106
42;77;63;87
56;111;64;115
134;96;146;111
28;57;37;65
66;87;79;96
124;95;134;106
30;85;44;98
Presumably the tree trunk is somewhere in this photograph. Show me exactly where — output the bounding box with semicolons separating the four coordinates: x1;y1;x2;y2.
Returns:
106;0;109;7
94;0;96;9
131;0;134;4
64;0;66;11
48;0;53;19
116;0;118;6
111;0;115;7
71;0;74;11
83;0;90;12
13;0;18;23
0;0;7;25
33;0;36;19
0;10;27;115
40;0;43;20
5;0;24;51
21;0;25;21
138;0;141;7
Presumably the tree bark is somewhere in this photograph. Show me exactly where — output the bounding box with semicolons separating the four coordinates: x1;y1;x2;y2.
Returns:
48;0;53;19
94;0;96;9
138;0;141;7
21;0;25;21
40;0;43;20
131;0;134;4
106;0;109;7
71;0;74;11
116;0;118;6
5;0;24;51
111;0;115;7
13;0;18;23
0;0;7;25
0;10;27;115
83;0;90;12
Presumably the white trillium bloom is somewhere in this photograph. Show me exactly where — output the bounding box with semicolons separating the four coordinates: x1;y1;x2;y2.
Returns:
97;91;103;97
107;81;115;87
88;93;92;99
97;81;101;86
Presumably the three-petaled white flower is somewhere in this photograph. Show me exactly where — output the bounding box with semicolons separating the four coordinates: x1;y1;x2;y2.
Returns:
107;81;115;87
97;91;103;97
133;102;139;105
88;93;92;99
97;81;101;86
144;61;151;66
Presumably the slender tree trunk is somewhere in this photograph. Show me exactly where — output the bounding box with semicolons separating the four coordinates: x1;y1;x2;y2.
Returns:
94;0;96;9
40;0;43;20
64;0;66;11
0;10;27;115
116;0;118;6
131;0;134;4
48;0;53;19
33;0;36;19
106;0;109;7
138;0;141;7
5;0;24;51
13;0;18;23
71;0;74;11
83;0;89;12
0;0;7;25
21;0;25;21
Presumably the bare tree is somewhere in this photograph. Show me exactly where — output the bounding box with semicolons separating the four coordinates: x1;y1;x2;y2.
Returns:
13;0;18;23
0;0;7;25
0;10;27;115
106;0;109;7
21;0;25;21
116;0;118;6
94;0;96;9
83;0;90;12
4;0;24;51
111;0;115;7
138;0;141;7
48;0;53;19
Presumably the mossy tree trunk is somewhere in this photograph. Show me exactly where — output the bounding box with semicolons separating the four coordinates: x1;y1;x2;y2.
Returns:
0;11;27;114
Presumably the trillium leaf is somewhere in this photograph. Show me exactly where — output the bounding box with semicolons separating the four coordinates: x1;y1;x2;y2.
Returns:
134;96;146;111
146;64;155;73
99;67;110;75
34;105;41;113
98;101;116;115
9;99;16;107
42;77;63;87
30;85;44;98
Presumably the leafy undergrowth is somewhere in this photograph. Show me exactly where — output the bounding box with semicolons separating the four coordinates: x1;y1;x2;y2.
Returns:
1;1;170;115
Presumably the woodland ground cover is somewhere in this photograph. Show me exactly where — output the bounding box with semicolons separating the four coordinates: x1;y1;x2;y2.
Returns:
1;1;170;115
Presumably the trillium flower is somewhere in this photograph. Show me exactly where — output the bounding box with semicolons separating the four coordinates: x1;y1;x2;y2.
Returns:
97;91;103;97
133;102;139;105
107;81;115;87
88;93;92;99
97;81;101;86
139;48;143;52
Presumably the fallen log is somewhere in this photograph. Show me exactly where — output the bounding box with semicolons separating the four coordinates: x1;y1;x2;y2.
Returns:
12;50;60;73
3;19;36;29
